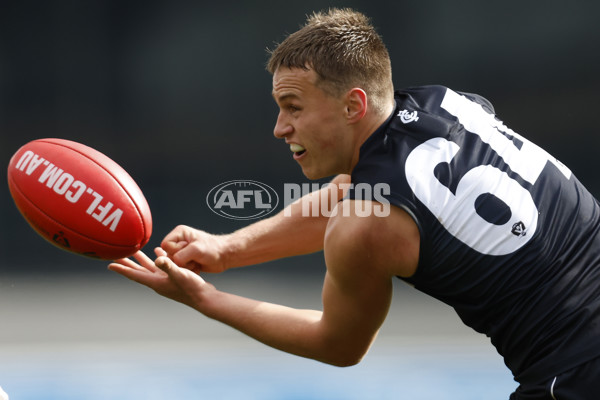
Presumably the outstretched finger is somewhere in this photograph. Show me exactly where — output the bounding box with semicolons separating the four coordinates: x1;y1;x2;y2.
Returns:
111;257;147;273
154;255;207;286
154;247;168;257
108;261;156;286
131;250;160;272
154;255;176;274
156;246;202;274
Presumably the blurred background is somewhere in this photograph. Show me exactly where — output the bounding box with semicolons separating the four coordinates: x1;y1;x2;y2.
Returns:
0;0;598;398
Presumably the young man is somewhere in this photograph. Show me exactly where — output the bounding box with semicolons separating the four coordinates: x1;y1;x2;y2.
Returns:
109;8;600;399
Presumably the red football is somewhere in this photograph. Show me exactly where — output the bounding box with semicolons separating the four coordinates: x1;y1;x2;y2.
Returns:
7;138;152;260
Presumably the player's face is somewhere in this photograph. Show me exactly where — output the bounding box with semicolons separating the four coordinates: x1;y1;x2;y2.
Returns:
272;67;354;179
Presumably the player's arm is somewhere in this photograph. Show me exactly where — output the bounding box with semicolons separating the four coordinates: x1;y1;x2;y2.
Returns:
314;200;420;364
161;174;351;273
109;201;419;366
200;201;408;366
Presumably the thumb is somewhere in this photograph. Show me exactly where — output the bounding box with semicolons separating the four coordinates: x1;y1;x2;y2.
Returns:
161;240;189;258
171;243;203;268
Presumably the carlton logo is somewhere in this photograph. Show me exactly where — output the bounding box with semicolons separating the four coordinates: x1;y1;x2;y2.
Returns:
206;180;279;220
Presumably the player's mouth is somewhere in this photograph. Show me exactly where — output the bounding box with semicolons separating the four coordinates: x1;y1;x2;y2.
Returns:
290;143;306;160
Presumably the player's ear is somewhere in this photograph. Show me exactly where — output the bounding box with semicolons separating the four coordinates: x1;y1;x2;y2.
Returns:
346;88;367;123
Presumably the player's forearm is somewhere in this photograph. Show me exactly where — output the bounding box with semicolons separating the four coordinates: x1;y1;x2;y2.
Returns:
222;203;328;268
197;287;357;366
222;175;350;269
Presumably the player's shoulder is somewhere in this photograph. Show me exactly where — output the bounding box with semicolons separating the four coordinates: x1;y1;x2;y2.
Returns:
395;85;496;115
394;84;447;107
324;201;420;278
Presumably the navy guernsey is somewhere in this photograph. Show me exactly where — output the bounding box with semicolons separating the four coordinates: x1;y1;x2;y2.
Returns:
348;85;600;383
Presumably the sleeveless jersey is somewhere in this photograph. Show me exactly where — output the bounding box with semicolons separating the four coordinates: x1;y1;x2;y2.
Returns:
348;85;600;383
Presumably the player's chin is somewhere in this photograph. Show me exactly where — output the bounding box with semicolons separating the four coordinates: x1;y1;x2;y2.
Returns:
300;167;322;180
300;165;336;181
297;161;318;180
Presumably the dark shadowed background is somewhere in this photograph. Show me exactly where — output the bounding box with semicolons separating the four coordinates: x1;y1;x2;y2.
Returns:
1;0;599;272
0;1;599;398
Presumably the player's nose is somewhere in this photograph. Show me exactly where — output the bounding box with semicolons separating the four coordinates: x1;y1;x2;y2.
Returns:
273;112;293;139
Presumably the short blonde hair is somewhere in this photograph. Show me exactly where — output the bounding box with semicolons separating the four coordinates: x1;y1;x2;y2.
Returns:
267;8;394;116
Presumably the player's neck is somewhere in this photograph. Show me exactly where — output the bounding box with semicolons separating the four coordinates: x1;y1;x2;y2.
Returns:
349;103;395;173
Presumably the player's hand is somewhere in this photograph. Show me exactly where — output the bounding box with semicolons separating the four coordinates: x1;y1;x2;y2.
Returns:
160;225;230;273
108;248;214;310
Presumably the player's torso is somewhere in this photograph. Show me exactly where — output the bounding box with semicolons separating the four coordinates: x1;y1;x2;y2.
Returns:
350;85;600;380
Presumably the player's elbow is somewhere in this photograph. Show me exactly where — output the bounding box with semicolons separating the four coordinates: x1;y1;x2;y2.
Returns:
319;344;368;367
326;352;365;367
313;328;376;367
